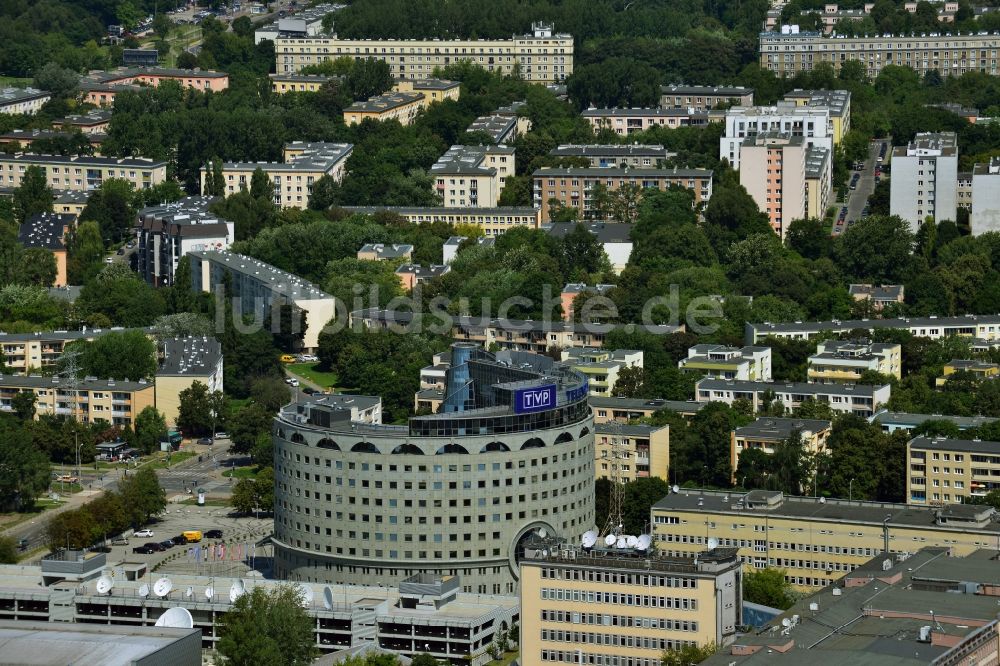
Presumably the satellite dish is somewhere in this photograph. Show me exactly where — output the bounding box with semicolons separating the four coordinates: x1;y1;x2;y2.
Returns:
153;577;173;598
96;575;113;595
323;586;334;611
537;528;548;539
782;618;791;628
229;579;246;603
616;536;628;549
707;537;720;550
205;586;215;601
185;586;194;599
155;607;194;629
672;484;680;494
604;534;617;547
581;530;598;549
636;534;652;551
626;535;639;548
297;583;314;608
138;583;150;598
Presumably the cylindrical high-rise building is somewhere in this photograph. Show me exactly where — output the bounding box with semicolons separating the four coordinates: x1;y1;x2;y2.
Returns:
272;344;595;595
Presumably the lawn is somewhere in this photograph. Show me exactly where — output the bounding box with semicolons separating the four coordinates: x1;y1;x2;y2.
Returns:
287;363;339;388
0;76;31;87
150;450;198;469
223;466;261;480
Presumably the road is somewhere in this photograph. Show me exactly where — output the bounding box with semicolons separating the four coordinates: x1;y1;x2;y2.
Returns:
833;139;888;236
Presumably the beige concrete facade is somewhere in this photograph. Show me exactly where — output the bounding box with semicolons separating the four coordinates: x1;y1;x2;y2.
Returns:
730;417;831;481
595;423;670;483
339;205;541;236
907;436;1000;504
0;376;154;426
344;92;425;126
0;154;167;192
432;145;515;208
268;73;338;93
807;339;902;383
392;78;461;105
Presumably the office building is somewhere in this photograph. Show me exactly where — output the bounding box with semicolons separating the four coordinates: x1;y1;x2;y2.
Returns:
339;206;541;236
695;378;890;417
589;396;705;424
431;144;515;208
703;547;1000;665
18;213;73;287
392;78;461;105
344;91;425;126
533;167;713;222
679;345;773;382
652;488;1000;589
660;84;754;110
971;156;1000;235
546;223;632;273
738;132;807;236
443;236;494;264
254;3;340;43
907;435;1000;504
0;375;154;426
731;417;831;480
274;22;573;83
520;544;741;666
272;344;595;594
0;153;167;192
0;87;51;115
872;410;999;434
804;145;832;220
268;72;340;93
202;141;352;209
79;67;229;106
848;283;905;312
559;283;616;321
890;132;959;230
549;144;675;168
760;27;1000;79
807;339;902;383
136;196;234;286
188;250;336;350
720;101;832;170
745;313;1000;344
0;327;147;374
155;336;223;426
581;108;712;135
936;359;1000;385
594;421;670;482
356;243;414;262
782;89;851;142
395;263;451;290
561;348;643;397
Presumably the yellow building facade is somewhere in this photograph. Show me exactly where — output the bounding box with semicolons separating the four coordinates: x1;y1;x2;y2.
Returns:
595;423;669;483
907;436;1000;504
0;376;155;427
344;92;425;126
392;78;461;106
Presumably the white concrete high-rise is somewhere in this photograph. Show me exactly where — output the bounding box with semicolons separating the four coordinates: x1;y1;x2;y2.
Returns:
889;132;958;231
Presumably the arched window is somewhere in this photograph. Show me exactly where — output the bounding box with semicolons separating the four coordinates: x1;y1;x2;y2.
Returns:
481;441;510;453
554;432;574;445
521;438;545;450
290;432;305;444
316;438;339;450
350;442;380;454
579;427;591;438
436;443;469;455
391;443;424;455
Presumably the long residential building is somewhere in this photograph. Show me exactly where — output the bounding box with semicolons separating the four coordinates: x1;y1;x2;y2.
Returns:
759;27;1000;78
745;313;1000;344
0;87;51;115
548;144;675;168
0;153;167;192
533;167;713;222
274;22;573;83
80;67;229;106
807;339;902;383
188;251;336;350
268;72;340;94
432;144;515;208
652;488;1000;589
339;205;541;236
907;436;1000;505
731;417;831;481
679;344;772;382
343;91;425;126
136;196;233;286
0;375;154;426
0;328;146;373
695;377;890;417
721;101;832;170
660;84;754;110
589;396;706;423
581;108;713;135
872;409;999;433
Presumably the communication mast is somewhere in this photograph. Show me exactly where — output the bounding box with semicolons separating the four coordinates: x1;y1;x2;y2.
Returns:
60;350;83;477
601;421;625;538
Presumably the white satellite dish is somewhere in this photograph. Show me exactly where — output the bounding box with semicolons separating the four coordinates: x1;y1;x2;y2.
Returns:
96;575;113;595
155;607;194;629
707;537;720;550
537;528;548;539
782;618;791;628
185;586;194;599
205;586;215;601
229;579;246;603
138;583;150;598
581;530;598;549
604;534;617;547
616;536;628;549
323;586;334;611
153;577;173;598
297;583;314;608
626;535;639;548
672;484;680;494
636;534;652;551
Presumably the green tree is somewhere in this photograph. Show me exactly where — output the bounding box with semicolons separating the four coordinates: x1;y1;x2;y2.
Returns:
64;329;157;381
13;166;53;223
152;13;172;40
785;218;832;260
229;403;275;456
0;423;50;512
743;567;796;609
661;643;717;666
0;536;18;563
11;391;36;420
250;167;272;200
33;62;79;99
79;179;139;245
345;58;393;100
19;248;57;287
231;477;259;515
66;220;105;284
177;381;226;437
117;467;166;527
133;407;167;455
250;377;292;413
115;0;142;30
834;214;914;282
217;585;319;666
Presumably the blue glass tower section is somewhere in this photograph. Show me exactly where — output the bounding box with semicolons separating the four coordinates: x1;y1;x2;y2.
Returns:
441;343;477;412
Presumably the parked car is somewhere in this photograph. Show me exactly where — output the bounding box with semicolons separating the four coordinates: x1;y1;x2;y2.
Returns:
159;540;174;549
205;529;223;539
132;545;154;554
133;529;154;538
111;536;129;546
214;431;229;440
144;541;165;552
197;437;213;445
171;535;188;545
287;378;300;387
17;538;28;551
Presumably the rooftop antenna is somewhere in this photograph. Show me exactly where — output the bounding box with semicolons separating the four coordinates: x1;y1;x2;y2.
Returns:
153;577;173;598
601;420;626;539
155;607;194;629
95;575;113;595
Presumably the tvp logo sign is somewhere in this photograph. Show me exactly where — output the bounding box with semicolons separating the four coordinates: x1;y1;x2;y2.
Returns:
514;384;557;414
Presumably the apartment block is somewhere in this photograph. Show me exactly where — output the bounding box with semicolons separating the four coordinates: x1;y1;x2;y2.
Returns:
546;223;633;272
189;250;335;350
760;28;1000;79
136;196;234;286
731;417;832;479
652;488;1000;589
52;190;90;217
971;156;1000;235
781;89;851;143
431;144;515;208
520;545;741;666
442;235;494;264
274;22;573;83
581;108;712;135
738;132;806;236
561;348;643;397
907;436;1000;504
745;313;1000;344
594;422;669;482
0;129;106;155
202;141;352;209
52;109;112;134
589;396;706;424
0;375;154;426
0;153;167;192
80;67;229;106
395;263;450;290
936;358;1000;385
695;378;890;417
467;101;531;144
804;145;832;219
356;243;413;262
533;167;713;222
847;283;904;312
0;328;147;374
807;339;902;383
872;410;999;433
559;283;616;321
268;73;339;93
344;91;425;126
721;101;832;170
155;336;223;426
890;132;959;230
0;87;51;115
958;169;974;210
339;205;541;236
679;345;772;382
549;144;675;168
660;84;754;110
392;78;461;105
18;213;73;287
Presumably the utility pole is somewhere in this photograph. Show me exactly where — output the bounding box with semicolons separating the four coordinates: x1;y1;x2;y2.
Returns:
61;351;84;479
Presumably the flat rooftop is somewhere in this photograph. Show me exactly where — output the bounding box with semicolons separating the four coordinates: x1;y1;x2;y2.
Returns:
346;91;423;113
909;435;1000;454
533;166;712;178
189;250;331;301
157;337;222;377
0;621;199;666
735;417;832;439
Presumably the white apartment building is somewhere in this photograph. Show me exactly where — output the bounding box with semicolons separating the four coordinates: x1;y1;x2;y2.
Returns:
971;157;1000;235
0;87;51;115
430;144;514;208
807;339;902;384
889;132;958;231
0;153;167;192
695;377;891;418
720;101;831;170
136;196;234;287
678;344;773;382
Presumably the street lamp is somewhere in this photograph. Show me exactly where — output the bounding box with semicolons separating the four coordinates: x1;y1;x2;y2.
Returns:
849;477;855;502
